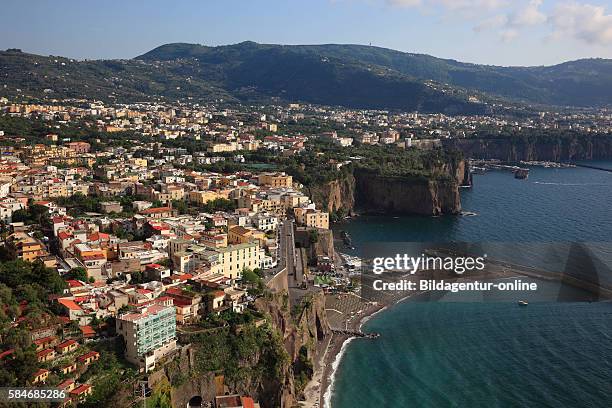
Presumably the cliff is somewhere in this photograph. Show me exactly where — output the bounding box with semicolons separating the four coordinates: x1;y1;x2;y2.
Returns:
354;171;461;215
309;158;470;216
443;135;612;162
307;171;356;216
152;291;330;408
255;291;331;405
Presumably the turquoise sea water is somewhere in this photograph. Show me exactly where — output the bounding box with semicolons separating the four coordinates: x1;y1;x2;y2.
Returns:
330;162;612;408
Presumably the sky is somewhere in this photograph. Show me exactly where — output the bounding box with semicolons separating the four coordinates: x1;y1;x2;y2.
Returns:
1;0;612;66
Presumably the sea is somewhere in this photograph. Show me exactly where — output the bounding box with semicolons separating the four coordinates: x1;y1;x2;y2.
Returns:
328;161;612;408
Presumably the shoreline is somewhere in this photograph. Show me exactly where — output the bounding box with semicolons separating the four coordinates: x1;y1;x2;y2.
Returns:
300;242;611;407
302;284;420;408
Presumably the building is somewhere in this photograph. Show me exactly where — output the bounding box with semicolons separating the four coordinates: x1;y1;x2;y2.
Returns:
77;350;100;366
69;384;93;403
59;362;78;376
215;395;261;408
37;348;56;363
294;207;329;230
31;369;50;385
227;226;266;246
165;287;202;325
140;207;173;219
56;339;78;354
100;201;122;214
116;303;177;372
66;141;91;153
257;172;292;188
5;232;48;262
215;242;262;280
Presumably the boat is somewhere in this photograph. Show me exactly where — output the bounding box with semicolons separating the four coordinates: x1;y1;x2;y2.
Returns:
461;211;477;217
518;300;528;306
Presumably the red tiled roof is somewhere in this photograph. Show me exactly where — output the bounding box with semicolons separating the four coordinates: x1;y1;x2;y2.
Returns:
79;326;95;337
77;351;99;362
241;396;255;408
57;339;78;349
37;348;55;357
58;298;82;311
70;384;91;395
146;263;162;268
140;207;171;215
33;368;49;377
57;379;74;390
66;280;84;288
57;231;72;241
34;335;57;346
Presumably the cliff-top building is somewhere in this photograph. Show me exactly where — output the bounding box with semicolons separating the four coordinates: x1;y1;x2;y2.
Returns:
116;301;177;372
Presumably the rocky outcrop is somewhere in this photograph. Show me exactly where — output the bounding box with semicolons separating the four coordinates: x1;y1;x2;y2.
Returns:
309;158;470;216
443;135;612;162
307;172;355;215
295;228;335;263
251;291;330;407
354;170;461;215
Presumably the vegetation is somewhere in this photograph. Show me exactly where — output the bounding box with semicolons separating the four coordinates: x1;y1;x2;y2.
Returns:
193;321;289;387
282;139;462;187
293;345;314;396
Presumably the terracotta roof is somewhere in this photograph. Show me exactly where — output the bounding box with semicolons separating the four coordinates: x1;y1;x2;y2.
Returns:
37;348;55;357
66;280;84;288
70;384;91;395
34;335;57;346
58;298;82;311
140;207;171;214
32;368;49;377
241;396;255;408
79;326;95;337
57;339;78;349
57;379;74;390
77;351;99;362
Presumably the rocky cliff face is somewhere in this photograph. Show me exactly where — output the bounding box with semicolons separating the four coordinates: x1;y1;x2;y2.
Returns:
444;136;612;161
255;291;331;406
354;171;461;215
307;172;356;215
309;158;470;216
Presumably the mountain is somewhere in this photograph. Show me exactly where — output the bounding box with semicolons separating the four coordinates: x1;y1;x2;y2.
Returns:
2;42;612;112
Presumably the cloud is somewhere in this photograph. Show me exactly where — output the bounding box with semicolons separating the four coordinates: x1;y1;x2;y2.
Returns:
473;15;508;32
384;0;506;10
471;0;545;42
500;29;519;42
432;0;507;11
549;2;612;45
508;0;546;27
385;0;422;7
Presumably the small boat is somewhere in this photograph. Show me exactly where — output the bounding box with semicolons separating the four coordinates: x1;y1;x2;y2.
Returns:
518;300;528;306
461;211;477;217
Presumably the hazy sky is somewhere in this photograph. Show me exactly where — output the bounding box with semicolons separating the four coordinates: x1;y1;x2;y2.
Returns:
1;0;612;66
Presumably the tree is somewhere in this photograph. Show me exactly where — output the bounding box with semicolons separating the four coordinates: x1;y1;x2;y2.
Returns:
65;267;87;281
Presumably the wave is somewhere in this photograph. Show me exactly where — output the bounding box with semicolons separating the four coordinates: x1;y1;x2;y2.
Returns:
323;337;356;408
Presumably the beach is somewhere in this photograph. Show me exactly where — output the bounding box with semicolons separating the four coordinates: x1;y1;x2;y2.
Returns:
296;251;605;408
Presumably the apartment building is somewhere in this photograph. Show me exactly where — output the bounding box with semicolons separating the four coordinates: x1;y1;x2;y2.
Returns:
257;172;292;188
116;302;177;372
294;207;330;230
5;231;48;262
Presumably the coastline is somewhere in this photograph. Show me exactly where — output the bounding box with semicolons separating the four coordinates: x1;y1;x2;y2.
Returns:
301;285;420;408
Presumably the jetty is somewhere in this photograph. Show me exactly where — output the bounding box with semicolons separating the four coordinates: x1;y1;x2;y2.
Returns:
572;163;612;173
469;159;530;179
